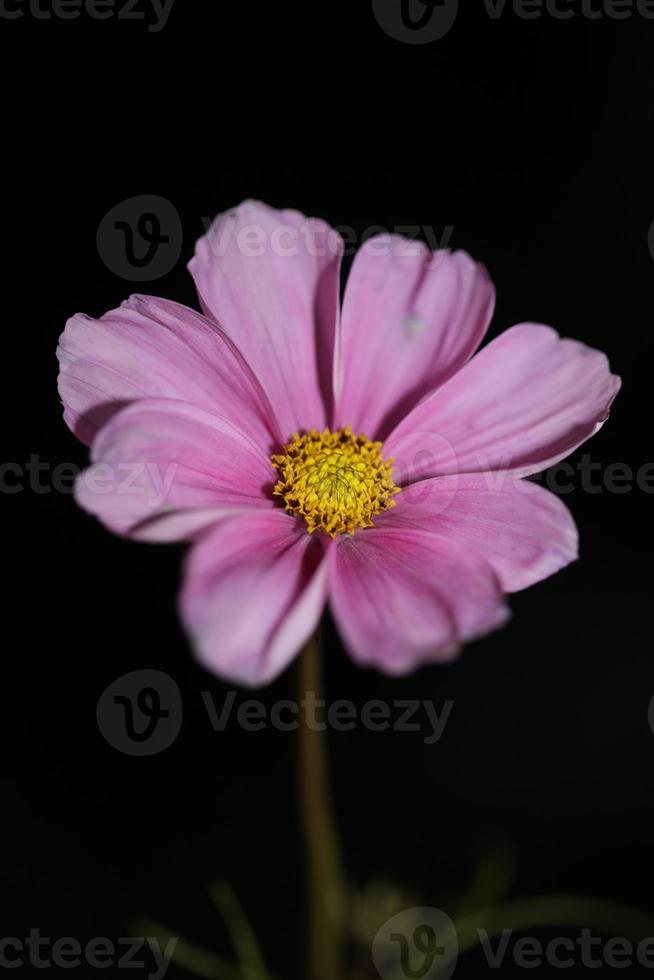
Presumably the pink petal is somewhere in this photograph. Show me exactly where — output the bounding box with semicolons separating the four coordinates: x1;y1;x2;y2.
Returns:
189;200;343;438
335;238;494;438
379;475;578;592
385;324;621;484
75;398;275;541
330;525;508;675
57;294;280;449
180;510;331;686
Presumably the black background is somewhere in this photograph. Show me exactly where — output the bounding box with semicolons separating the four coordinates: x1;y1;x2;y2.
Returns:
5;1;654;976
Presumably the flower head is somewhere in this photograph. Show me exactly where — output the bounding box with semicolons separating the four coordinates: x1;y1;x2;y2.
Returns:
58;200;620;686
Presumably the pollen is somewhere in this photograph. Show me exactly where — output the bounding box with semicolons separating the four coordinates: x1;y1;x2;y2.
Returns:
271;427;400;537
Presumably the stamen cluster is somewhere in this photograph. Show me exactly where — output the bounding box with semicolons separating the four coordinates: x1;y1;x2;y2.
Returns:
271;427;399;537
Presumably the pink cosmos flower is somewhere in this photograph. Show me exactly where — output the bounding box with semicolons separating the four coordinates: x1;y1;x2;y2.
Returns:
58;201;620;686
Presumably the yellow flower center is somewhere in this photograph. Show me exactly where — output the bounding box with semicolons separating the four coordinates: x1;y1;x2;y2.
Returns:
271;427;400;538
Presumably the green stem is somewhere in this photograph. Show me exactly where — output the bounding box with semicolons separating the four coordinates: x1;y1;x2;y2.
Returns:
298;629;347;980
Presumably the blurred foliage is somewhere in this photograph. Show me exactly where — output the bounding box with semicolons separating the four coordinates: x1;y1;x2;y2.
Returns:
133;837;654;979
